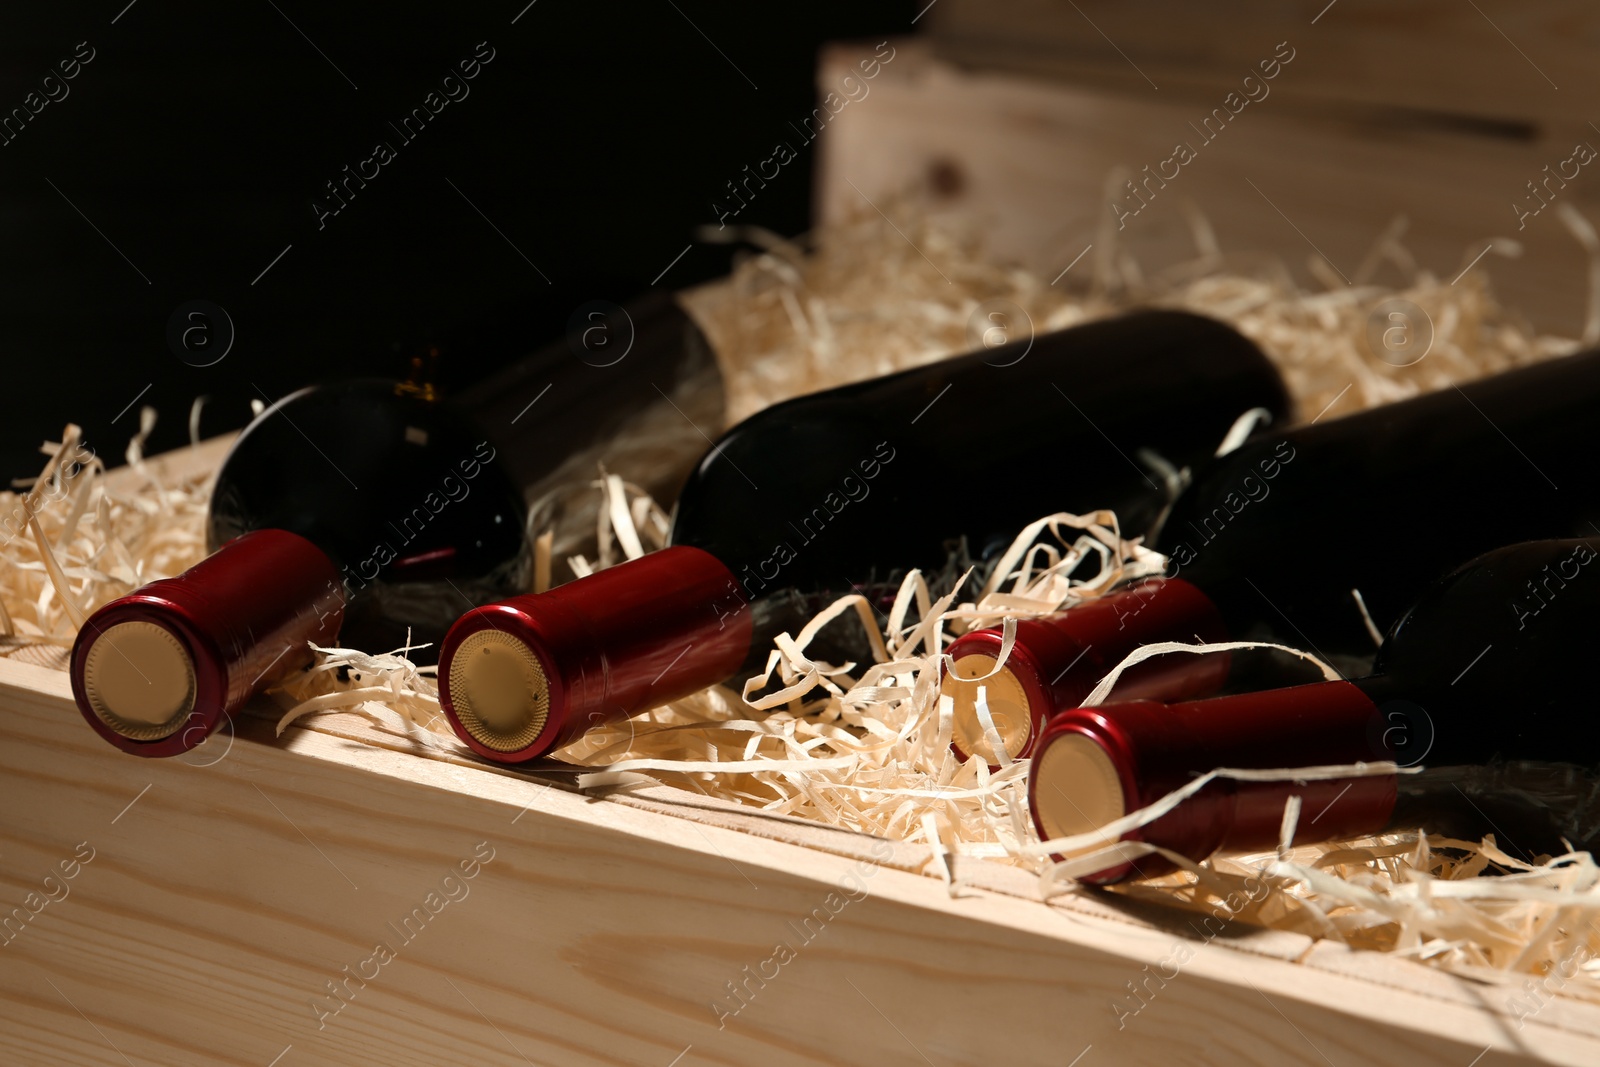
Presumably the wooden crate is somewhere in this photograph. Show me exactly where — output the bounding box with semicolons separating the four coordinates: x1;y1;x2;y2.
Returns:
2;441;1598;1065
816;21;1600;337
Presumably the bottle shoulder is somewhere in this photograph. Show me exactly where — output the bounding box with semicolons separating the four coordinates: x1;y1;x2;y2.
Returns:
1160;350;1600;655
1378;538;1600;678
207;378;529;608
672;308;1288;589
1371;538;1600;764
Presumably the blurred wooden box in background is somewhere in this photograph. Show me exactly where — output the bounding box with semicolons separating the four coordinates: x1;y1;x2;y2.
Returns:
819;3;1600;337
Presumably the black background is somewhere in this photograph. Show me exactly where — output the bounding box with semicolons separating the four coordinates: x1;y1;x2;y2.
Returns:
1;2;916;482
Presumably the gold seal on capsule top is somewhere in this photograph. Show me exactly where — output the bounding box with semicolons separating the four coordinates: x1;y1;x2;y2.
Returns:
448;628;551;752
81;621;197;741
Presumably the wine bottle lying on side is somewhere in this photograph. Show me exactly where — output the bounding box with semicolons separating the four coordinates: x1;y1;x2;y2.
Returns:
437;309;1293;764
207;378;533;661
70;293;713;757
72;375;528;757
1028;537;1600;884
942;345;1600;765
70;530;344;758
209;291;716;659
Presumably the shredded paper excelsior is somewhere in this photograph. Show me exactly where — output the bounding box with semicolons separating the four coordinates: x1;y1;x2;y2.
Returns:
9;195;1600;1004
0;408;211;655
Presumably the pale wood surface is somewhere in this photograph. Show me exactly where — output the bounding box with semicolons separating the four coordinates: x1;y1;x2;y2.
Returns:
101;432;237;493
3;651;1599;1064
816;41;1599;337
927;0;1595;128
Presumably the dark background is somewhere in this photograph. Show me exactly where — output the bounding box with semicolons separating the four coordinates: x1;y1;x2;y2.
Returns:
1;2;916;482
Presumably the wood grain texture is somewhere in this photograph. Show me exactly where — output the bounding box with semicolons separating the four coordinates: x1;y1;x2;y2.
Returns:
1;651;1598;1065
816;41;1599;337
926;0;1594;128
100;433;237;494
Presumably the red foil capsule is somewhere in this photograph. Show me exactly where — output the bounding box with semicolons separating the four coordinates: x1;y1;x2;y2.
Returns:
70;529;345;758
1028;680;1398;883
942;577;1230;765
438;545;754;763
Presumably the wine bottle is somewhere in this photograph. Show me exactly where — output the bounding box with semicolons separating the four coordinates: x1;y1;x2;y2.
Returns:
208;378;531;659
945;346;1600;764
69;530;344;758
943;576;1233;765
437;309;1293;764
68;295;715;757
453;289;722;509
1028;537;1600;883
207;293;717;659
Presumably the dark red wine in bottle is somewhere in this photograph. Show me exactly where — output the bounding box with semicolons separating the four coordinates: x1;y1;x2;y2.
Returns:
947;346;1600;764
1029;537;1600;883
438;309;1292;764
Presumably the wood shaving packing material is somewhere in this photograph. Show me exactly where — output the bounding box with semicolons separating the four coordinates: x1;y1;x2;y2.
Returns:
1;409;211;655
6;198;1600;1002
681;198;1588;429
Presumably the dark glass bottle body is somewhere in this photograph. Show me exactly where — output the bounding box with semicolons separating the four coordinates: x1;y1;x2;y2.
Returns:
673;308;1288;600
439;309;1294;763
955;347;1600;765
1161;348;1600;657
1029;538;1600;882
677;308;1290;676
455;290;721;509
1370;536;1600;855
208;379;531;661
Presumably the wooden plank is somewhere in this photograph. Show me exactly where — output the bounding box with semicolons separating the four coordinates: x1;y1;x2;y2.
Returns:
2;651;1598;1064
100;432;236;494
815;41;1599;337
926;0;1595;128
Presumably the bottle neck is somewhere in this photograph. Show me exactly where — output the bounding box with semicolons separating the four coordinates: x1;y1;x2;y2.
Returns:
71;530;344;758
1389;761;1600;862
733;582;900;679
439;545;755;763
943;576;1233;765
1035;673;1600;881
1032;679;1399;883
1034;536;1600;880
454;292;716;501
